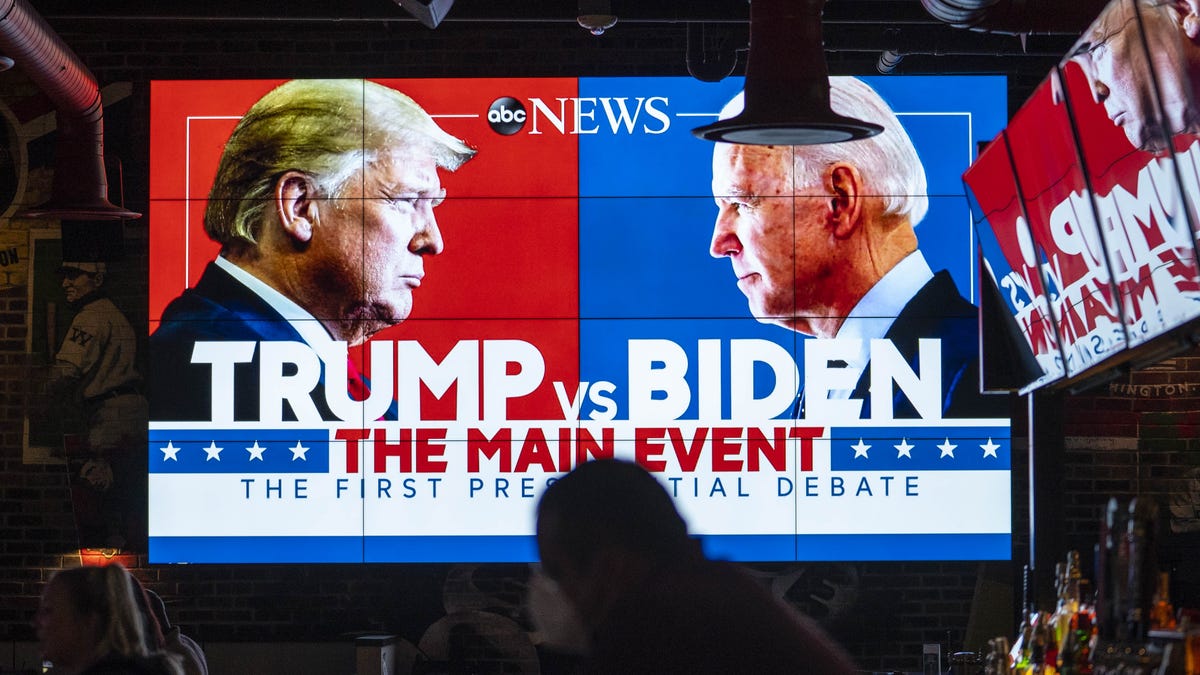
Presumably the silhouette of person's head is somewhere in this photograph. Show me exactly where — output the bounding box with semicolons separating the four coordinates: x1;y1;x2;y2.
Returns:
535;459;698;629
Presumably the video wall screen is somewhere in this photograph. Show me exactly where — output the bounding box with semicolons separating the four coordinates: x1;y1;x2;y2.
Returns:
966;0;1200;394
967;130;1069;392
148;76;1011;563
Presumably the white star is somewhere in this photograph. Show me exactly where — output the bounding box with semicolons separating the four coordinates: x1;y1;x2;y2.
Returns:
851;439;871;458
938;438;957;459
246;441;266;461
290;442;309;461
203;441;223;461
895;438;914;459
160;441;181;461
981;438;1000;458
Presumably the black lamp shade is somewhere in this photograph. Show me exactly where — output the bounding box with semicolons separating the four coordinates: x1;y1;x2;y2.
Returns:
692;0;883;145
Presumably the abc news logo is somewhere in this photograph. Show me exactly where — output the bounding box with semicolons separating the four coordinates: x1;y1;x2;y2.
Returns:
486;95;671;136
487;97;526;135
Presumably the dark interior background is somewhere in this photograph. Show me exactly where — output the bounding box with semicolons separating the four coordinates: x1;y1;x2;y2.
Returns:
2;2;1198;672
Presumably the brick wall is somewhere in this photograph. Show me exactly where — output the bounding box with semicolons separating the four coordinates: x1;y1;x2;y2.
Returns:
1059;356;1200;611
0;13;1165;673
1061;357;1200;538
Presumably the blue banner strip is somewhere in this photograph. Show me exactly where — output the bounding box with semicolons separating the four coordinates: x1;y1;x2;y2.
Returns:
149;428;329;473
700;533;1009;561
149;536;361;563
699;534;799;561
150;533;1009;563
829;426;1012;471
794;533;1010;561
364;536;540;563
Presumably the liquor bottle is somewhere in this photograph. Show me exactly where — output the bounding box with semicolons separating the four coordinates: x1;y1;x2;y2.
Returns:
1031;615;1058;675
986;637;1012;675
1092;499;1126;674
1012;608;1035;674
1078;610;1096;675
1093;540;1107;646
1060;603;1095;675
1149;571;1176;632
1054;552;1082;658
1081;579;1097;675
1012;564;1034;673
1124;498;1158;644
1028;620;1046;675
1044;615;1060;674
1059;616;1078;675
1103;498;1129;644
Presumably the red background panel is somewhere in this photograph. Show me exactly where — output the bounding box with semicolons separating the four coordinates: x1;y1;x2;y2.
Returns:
403;197;578;321
1006;75;1100;294
149;78;581;325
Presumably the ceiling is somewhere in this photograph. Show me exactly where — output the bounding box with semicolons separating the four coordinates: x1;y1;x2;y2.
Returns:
26;0;1099;32
2;0;1101;218
27;0;1096;69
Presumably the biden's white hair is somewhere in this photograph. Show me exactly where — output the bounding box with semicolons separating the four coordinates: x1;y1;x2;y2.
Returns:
718;76;929;226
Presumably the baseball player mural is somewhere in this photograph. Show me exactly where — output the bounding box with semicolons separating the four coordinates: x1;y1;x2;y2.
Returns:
46;259;148;549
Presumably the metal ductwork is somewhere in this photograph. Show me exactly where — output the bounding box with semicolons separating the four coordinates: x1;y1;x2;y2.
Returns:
0;0;139;220
921;0;1108;35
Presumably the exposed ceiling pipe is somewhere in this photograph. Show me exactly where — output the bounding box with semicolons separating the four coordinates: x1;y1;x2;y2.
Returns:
920;0;1107;35
877;49;904;73
686;22;739;82
0;0;139;219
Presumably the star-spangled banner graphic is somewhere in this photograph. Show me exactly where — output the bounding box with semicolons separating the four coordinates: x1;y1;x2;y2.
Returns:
148;429;329;473
828;426;1011;471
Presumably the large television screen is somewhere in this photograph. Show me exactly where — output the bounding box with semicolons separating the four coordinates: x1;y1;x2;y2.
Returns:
147;76;1012;563
966;0;1200;394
